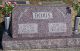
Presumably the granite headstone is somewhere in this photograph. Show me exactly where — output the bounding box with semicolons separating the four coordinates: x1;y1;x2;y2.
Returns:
12;5;72;39
1;0;74;50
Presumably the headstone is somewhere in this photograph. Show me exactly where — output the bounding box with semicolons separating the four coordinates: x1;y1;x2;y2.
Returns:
2;2;73;49
12;5;72;39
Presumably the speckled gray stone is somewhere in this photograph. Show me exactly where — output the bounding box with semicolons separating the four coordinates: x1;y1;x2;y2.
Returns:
12;5;72;38
3;39;67;50
3;38;80;50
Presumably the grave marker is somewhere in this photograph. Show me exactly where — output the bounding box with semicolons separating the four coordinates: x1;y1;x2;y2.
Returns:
12;5;72;38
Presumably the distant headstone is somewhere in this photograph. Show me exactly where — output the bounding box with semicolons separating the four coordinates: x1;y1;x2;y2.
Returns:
12;5;72;38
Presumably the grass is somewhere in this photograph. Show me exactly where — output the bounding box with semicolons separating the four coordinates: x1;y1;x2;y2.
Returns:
4;48;80;51
71;7;77;31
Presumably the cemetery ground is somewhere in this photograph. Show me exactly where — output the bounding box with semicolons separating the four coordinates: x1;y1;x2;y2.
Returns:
3;48;80;51
1;6;80;51
0;0;80;51
0;6;77;51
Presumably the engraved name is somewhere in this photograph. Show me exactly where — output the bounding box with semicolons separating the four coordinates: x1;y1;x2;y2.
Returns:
33;12;53;19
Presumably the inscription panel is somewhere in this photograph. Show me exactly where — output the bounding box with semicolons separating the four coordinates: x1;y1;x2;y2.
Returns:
18;23;38;34
33;12;53;19
48;23;67;33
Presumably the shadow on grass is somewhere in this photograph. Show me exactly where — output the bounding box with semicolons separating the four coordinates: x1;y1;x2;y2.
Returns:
0;21;5;50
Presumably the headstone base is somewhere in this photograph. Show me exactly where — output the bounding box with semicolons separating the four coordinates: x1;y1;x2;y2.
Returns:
2;38;80;50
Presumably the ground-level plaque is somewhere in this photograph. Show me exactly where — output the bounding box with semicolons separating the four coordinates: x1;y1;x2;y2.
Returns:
12;5;72;38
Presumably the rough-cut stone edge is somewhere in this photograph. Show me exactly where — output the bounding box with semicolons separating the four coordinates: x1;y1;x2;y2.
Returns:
2;38;80;50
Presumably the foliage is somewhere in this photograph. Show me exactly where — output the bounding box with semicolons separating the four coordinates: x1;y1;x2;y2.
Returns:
73;3;79;10
72;2;80;16
0;0;2;5
0;2;16;17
